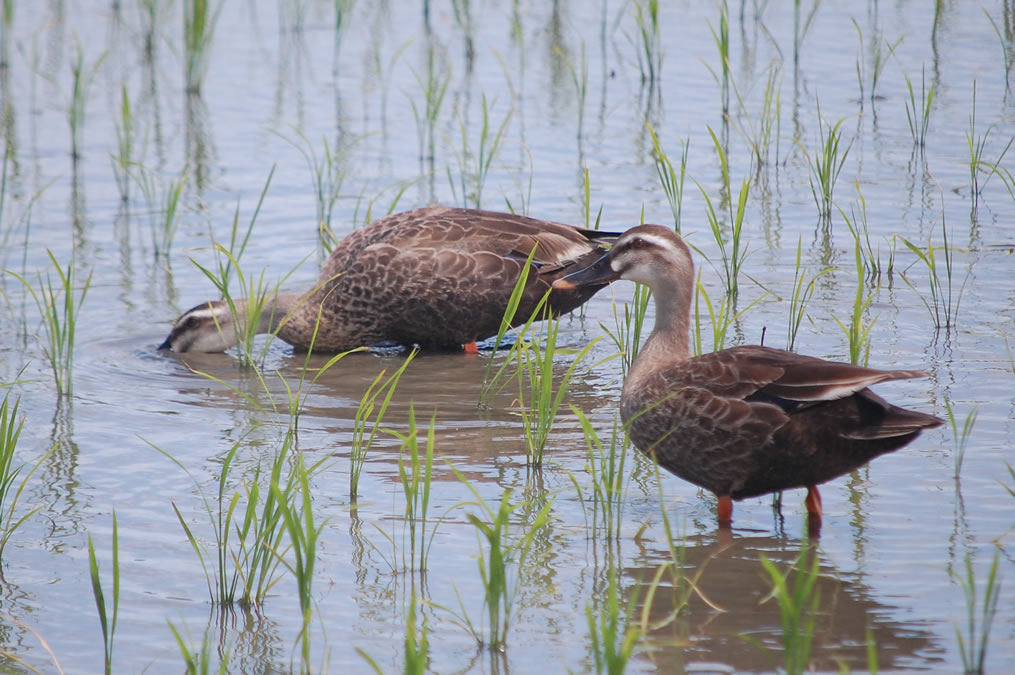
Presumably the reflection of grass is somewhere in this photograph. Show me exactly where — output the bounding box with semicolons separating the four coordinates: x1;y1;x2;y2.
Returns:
944;400;978;480
586;565;641;674
951;550;1001;675
746;541;821;674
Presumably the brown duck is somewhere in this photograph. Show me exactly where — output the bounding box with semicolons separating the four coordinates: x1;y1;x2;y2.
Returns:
159;206;619;353
554;224;943;529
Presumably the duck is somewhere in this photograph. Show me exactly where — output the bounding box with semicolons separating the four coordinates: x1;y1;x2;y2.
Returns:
553;224;943;529
159;205;620;353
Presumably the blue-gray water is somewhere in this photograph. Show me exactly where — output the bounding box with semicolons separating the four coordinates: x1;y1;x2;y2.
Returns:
1;1;1014;672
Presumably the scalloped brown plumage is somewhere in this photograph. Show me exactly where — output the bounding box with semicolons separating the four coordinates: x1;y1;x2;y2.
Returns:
160;206;620;353
554;224;944;530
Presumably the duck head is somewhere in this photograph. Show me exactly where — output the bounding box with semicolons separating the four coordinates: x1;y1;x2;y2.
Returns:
551;224;694;294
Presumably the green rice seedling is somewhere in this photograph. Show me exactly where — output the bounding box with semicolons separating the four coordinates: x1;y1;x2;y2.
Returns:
600;284;652;378
184;0;223;94
832;243;878;365
692;268;764;356
965;82;1015;207
479;246;541;407
585;565;641;674
557;40;588;142
902;66;936;150
695;126;750;299
88;511;120;675
0;395;49;561
515;314;603;467
572;409;629;543
727;62;783;174
631;0;662;85
152;421;332;608
647;123;688;233
408;47;451;163
110;84;136;202
746;542;821;675
838;183;888;282
271;452;326;673
349;351;417;498
944;401;978;480
133;164;188;263
168;620;230;674
951;550;1001;675
446;94;511;209
68;38;108;162
786;237;829;352
801;102;852;222
441;477;552;650
706;1;730;115
6;250;92;395
282;130;359;254
386;405;437;573
896;214;967;331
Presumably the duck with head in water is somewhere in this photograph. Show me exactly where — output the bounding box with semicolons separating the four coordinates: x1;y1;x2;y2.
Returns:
159;206;620;354
553;224;943;530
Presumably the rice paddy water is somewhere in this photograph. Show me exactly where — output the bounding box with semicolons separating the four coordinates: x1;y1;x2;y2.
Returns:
0;1;1013;672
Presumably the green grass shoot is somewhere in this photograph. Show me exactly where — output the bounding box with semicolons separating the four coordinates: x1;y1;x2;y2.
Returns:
6;250;92;395
88;510;120;675
350;350;417;498
0;394;49;561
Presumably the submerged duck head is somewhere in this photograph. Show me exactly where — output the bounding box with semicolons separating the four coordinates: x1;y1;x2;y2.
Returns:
552;224;693;294
158;299;255;353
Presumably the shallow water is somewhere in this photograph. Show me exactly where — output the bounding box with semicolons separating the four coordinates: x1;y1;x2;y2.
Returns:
1;1;1014;672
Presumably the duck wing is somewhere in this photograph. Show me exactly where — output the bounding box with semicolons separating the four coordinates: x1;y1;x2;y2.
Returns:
624;345;937;497
322;206;620;281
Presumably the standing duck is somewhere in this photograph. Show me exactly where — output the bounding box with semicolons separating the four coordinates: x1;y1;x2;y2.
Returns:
159;206;619;353
553;225;943;529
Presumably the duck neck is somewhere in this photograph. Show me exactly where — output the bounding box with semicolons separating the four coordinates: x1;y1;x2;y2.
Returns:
627;284;692;388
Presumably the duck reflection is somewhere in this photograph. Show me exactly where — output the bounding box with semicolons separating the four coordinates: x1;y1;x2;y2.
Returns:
624;532;943;672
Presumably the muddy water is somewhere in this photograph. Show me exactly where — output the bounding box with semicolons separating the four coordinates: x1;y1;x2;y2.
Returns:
1;1;1014;672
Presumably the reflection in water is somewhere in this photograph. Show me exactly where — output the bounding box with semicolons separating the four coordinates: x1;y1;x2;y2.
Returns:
627;532;943;672
39;397;85;549
185;92;216;195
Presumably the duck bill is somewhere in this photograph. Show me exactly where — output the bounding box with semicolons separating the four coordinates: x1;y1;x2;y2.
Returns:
552;254;619;291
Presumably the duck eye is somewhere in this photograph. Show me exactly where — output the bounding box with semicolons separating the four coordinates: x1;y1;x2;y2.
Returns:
632;238;644;249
